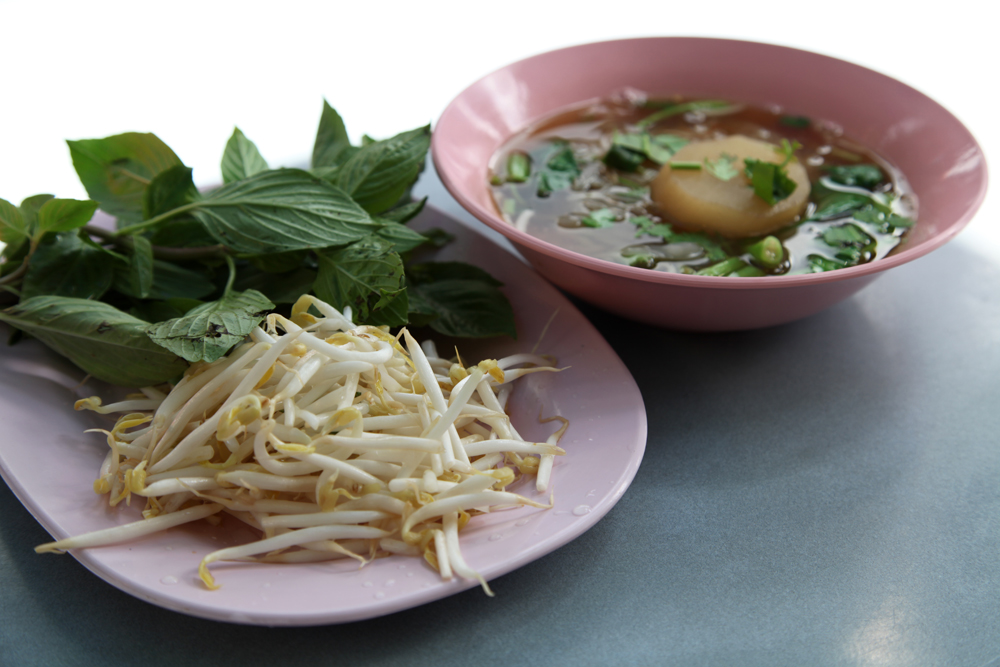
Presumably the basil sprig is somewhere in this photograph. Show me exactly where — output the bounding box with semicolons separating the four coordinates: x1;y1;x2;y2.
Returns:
0;101;516;386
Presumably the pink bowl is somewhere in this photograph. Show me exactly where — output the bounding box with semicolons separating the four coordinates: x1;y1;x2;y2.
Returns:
432;38;988;331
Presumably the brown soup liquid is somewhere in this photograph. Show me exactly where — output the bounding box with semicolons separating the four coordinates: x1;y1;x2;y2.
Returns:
488;92;917;276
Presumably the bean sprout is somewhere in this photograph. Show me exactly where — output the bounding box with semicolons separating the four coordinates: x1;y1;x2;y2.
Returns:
36;295;567;595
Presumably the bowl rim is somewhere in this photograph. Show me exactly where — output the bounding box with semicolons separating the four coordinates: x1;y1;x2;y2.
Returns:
432;36;989;291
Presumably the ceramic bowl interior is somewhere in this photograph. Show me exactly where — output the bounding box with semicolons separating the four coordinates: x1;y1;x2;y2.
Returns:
432;38;988;331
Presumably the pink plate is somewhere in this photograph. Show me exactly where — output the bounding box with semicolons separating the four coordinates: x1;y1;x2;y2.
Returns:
0;206;646;626
433;37;989;331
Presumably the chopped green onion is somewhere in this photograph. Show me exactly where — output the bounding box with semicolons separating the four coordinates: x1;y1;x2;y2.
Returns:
669;161;702;170
733;265;766;277
697;257;747;276
744;236;784;269
506;152;531;183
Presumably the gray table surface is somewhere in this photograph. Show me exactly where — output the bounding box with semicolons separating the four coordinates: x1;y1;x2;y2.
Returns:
2;167;998;667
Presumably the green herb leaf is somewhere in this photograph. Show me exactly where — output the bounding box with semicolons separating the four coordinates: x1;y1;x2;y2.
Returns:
580;208;618;228
633;216;727;261
145;289;274;363
779;115;811;128
744;158;798;206
191;168;377;254
812;193;870;220
314;235;408;327
124;235;155;299
221;128;269;184
146;260;217;300
130;297;203;324
378;197;427;225
372;219;428;253
808;254;848;273
823;164;885;189
0;198;28;256
67;132;183;224
822;223;873;248
19;194;55;237
21;232;119;300
143;165;199;219
704;153;740;181
407;279;516;338
852;206;915;232
0;296;188;386
602;144;645;172
637;99;733;128
406;261;503;287
148;218;218;248
334;125;431;214
537;143;581;196
249;250;309;274
35;198;99;236
312;100;353;169
235;265;317;305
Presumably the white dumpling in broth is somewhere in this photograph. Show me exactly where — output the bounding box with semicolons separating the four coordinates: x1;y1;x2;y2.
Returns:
650;135;810;238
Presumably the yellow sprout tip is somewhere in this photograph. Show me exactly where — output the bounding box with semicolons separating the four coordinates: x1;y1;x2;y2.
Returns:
198;560;220;590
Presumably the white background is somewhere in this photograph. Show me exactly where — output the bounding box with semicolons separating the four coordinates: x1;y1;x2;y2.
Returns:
0;0;994;256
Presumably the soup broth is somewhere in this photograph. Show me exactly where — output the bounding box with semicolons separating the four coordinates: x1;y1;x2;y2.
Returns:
489;92;917;276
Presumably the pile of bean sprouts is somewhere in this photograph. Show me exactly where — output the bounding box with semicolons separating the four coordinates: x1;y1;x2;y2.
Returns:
35;295;566;594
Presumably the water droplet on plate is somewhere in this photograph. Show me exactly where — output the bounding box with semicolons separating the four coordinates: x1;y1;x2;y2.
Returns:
362;581;374;588
573;505;592;516
515;519;529;527
374;592;386;599
160;575;178;585
385;579;396;587
488;533;503;542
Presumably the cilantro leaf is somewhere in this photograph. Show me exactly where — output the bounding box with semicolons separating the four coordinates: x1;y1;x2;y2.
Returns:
536;143;580;196
581;208;618;228
824;164;885;189
744;159;798;206
704;154;740;181
633;216;727;261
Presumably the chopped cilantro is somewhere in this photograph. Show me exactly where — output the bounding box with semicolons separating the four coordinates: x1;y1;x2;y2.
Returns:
808;254;849;272
743;139;801;206
603;144;645;172
823;164;885;189
852;206;915;233
536;143;580;197
779;115;811;128
580;208;618;228
704;153;740;181
633;216;727;261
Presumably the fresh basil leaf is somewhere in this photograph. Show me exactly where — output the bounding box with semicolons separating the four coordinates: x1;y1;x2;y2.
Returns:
249;250;309;274
235;265;317;305
191;168;377;254
581;208;617;228
19;194;55;237
144;165;199;219
130;297;203;324
312;100;352;169
406;261;502;287
21;232;118;300
0;296;188;386
335;125;431;215
704;154;740;181
417;227;455;250
372;220;427;253
148;217;219;248
408;279;516;338
147;260;217;300
537;143;580;197
0;198;28;255
379;197;427;225
823;164;885;189
145;289;274;363
314;236;408;326
123;235;155;299
812;193;870;220
35;198;99;236
221;128;269;183
67;132;183;224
